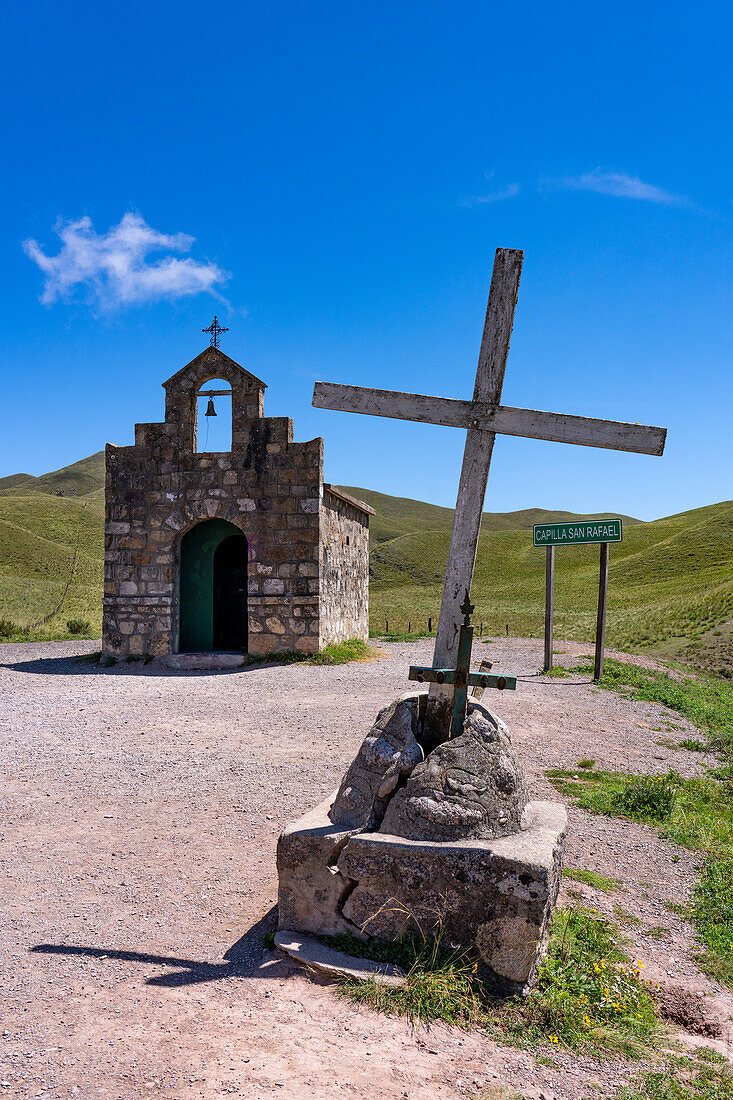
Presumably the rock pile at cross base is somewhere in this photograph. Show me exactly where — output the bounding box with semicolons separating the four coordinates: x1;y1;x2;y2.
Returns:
277;692;567;992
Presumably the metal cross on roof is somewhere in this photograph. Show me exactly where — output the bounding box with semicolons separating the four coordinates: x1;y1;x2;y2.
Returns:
202;315;229;349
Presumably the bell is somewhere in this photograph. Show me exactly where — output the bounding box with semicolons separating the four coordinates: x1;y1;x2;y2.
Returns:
205;398;217;417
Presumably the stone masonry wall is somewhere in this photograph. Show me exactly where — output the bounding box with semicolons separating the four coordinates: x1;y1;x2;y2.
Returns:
102;346;369;659
318;487;370;646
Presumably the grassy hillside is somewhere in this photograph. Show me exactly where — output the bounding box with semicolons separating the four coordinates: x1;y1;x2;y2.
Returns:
360;496;733;676
339;486;640;544
0;492;105;634
0;451;106;499
0;454;731;675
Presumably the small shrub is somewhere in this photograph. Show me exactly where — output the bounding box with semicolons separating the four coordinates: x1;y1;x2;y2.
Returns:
0;619;19;638
679;739;707;752
578;758;596;770
613;773;677;821
100;655;115;668
66;619;91;635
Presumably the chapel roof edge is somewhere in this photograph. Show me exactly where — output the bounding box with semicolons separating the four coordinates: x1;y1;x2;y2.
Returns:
162;346;267;391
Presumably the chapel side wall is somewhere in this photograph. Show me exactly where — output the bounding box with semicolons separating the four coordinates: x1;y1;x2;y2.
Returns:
102;347;324;659
318;491;369;646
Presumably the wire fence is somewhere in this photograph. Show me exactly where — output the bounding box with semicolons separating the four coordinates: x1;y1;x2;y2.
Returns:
371;615;514;638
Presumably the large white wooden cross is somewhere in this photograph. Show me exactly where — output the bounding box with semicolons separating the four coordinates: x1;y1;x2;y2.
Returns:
313;248;666;736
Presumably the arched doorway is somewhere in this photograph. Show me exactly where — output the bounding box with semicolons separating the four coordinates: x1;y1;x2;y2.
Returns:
179;520;248;652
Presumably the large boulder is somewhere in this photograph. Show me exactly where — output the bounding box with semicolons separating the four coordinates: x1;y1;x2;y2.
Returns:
328;694;424;830
379;702;528;842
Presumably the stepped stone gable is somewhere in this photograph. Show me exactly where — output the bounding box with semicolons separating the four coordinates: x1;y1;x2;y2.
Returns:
102;346;372;659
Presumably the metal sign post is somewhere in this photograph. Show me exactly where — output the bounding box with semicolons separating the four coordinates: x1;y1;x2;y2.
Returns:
533;520;622;682
544;545;555;672
594;541;610;681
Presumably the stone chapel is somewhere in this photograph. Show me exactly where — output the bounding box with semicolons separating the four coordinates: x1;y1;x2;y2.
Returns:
102;344;372;659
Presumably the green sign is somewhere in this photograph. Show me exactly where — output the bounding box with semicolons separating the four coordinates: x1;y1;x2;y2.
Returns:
533;519;623;547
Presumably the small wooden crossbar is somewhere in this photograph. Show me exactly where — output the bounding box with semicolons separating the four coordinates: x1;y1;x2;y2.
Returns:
408;666;516;691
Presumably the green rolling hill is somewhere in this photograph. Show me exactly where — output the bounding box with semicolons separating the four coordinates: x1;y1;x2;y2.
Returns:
0;454;731;675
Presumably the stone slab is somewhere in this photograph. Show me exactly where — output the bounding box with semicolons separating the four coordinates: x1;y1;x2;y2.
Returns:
274;930;406;987
277;796;363;937
160;653;246;670
276;794;567;992
338;800;566;989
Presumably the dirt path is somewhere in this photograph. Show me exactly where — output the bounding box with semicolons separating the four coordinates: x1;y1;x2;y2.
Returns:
0;638;729;1100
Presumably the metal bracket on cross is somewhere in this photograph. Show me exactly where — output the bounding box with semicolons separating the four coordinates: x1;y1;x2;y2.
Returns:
408;592;516;741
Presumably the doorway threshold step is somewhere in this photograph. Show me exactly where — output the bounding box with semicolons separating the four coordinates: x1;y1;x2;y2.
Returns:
161;652;246;671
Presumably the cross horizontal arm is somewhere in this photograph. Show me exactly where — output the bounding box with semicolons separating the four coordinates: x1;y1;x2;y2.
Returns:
313;381;666;456
408;666;516;691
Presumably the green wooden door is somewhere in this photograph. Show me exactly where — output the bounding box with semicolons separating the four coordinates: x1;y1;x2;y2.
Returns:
179;519;247;652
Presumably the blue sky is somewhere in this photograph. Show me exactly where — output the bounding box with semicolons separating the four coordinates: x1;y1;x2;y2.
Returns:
2;0;731;520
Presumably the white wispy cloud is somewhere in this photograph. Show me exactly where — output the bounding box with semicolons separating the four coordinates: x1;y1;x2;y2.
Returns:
547;169;688;206
463;183;520;206
461;173;520;207
24;213;228;310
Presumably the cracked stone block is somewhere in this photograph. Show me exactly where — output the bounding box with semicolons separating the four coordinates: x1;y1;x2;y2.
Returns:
276;795;363;937
337;801;567;991
328;694;425;830
379;701;529;842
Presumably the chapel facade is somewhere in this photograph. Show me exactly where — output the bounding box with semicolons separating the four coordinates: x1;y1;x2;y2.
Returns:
102;345;372;659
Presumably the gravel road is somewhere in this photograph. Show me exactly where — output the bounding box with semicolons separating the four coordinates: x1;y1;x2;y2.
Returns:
0;637;729;1100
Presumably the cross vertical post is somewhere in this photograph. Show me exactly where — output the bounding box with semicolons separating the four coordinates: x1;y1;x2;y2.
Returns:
544;545;555;672
426;248;523;735
312;246;667;744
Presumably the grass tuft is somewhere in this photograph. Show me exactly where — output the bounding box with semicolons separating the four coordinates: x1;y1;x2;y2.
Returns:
547;763;733;988
240;638;375;668
336;906;660;1056
307;638;374;665
573;658;733;761
564;868;622;893
618;1048;733;1099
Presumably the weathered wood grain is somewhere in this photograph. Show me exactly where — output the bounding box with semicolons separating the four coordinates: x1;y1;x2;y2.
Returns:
312;383;666;456
429;248;524;715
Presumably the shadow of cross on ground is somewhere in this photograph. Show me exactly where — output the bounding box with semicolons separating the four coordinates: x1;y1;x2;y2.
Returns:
31;908;280;988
